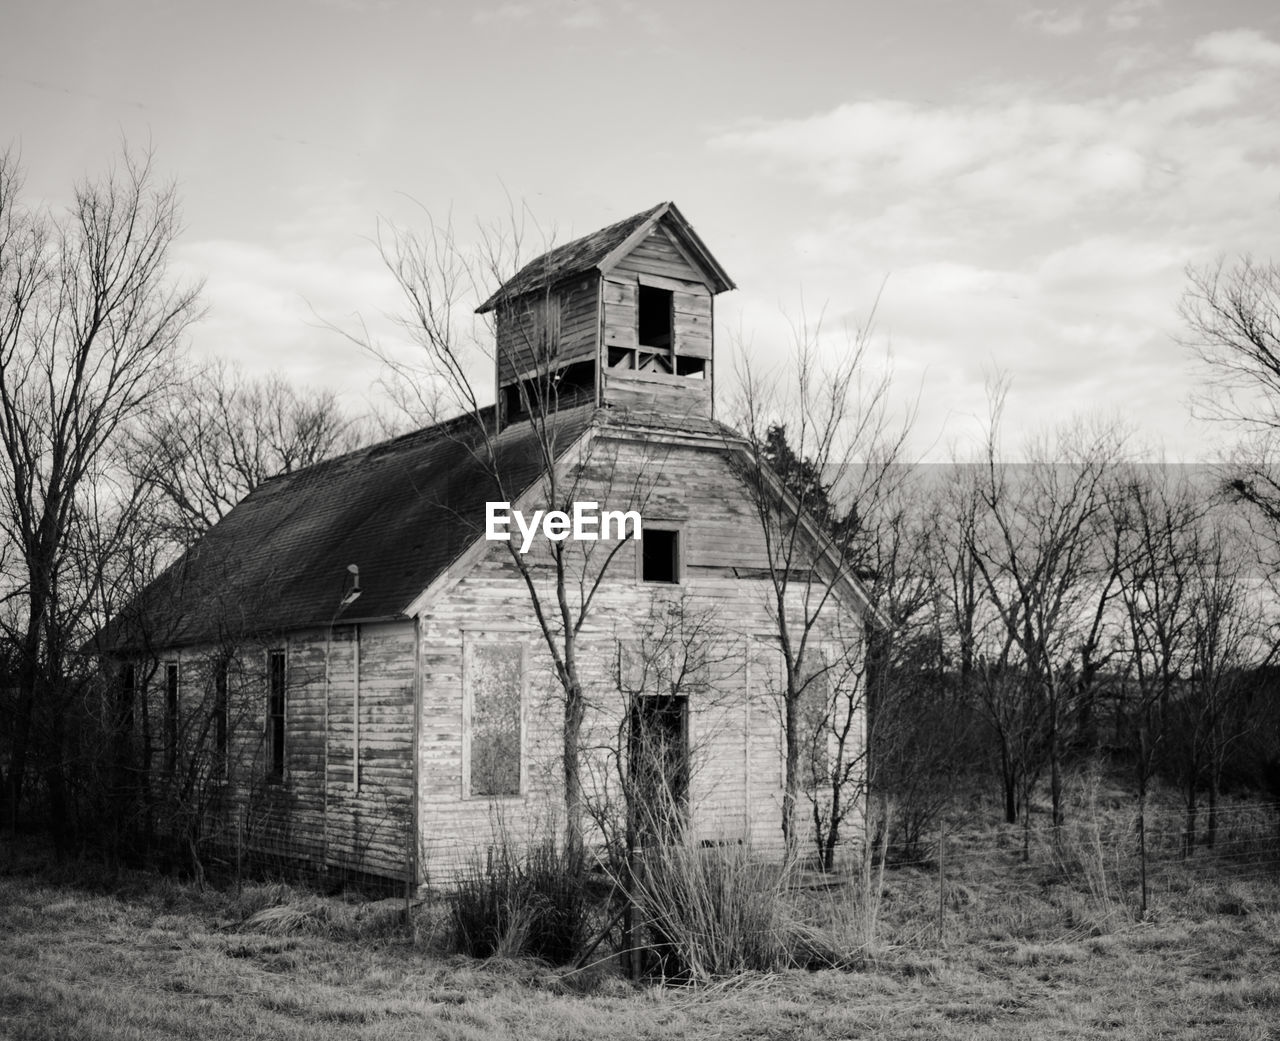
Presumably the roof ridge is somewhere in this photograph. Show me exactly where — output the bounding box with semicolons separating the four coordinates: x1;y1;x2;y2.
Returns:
476;202;670;313
254;405;498;490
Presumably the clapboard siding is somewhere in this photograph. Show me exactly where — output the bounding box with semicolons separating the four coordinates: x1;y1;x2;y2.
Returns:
140;621;416;882
495;276;599;388
414;435;864;883
601;370;712;415
611;225;705;284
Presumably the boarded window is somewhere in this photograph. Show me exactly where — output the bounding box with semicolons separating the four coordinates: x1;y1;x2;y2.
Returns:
466;643;523;797
797;656;831;791
268;649;286;779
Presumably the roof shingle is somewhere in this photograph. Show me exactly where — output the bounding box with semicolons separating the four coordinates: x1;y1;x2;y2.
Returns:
106;406;596;650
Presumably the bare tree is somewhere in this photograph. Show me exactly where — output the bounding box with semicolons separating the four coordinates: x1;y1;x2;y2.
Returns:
731;312;913;856
1106;465;1203;909
0;147;201;831
967;383;1126;830
1182;257;1280;537
344;210;665;854
1177;520;1269;852
128;360;368;545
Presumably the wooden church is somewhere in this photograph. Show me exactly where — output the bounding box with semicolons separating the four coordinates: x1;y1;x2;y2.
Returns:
107;202;872;885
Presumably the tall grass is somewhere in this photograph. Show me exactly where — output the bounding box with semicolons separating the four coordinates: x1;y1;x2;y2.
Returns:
448;840;594;964
624;841;803;980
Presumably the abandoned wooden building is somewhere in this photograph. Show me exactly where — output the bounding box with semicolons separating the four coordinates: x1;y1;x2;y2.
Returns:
106;202;874;885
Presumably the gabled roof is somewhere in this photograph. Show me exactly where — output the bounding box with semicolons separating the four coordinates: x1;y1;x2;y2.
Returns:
103;406;596;651
476;201;735;313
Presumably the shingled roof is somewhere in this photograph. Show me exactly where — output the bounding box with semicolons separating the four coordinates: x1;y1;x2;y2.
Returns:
105;406;597;651
476;201;735;313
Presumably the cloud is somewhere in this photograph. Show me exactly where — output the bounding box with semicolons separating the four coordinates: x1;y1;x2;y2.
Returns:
1018;7;1085;36
171;234;409;410
1194;28;1280;68
471;3;535;25
470;0;634;30
708;33;1280;461
1106;0;1160;32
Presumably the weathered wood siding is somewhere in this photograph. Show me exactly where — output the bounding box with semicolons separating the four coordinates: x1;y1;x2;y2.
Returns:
611;224;705;285
415;435;866;882
495;276;599;388
600;368;712;415
602;222;715;416
142;620;416;881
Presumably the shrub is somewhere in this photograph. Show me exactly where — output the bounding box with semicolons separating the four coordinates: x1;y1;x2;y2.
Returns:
449;840;594;965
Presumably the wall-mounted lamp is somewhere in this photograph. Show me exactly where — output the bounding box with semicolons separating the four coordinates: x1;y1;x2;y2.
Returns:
340;563;362;608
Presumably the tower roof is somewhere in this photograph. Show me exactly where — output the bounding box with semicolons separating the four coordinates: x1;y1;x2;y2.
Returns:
476;201;735;314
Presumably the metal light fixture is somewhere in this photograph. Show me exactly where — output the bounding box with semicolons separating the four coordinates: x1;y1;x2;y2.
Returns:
340;563;361;607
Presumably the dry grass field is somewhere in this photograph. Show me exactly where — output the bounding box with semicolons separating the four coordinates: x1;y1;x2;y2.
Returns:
3;808;1280;1041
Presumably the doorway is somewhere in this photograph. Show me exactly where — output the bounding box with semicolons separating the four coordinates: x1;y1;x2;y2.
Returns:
628;694;689;843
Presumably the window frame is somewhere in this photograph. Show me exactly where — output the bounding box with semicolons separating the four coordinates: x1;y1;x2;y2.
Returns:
638;524;684;585
267;647;287;782
637;283;675;359
214;656;231;781
461;636;527;800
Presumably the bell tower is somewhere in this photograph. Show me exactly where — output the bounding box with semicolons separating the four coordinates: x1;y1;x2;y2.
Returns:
476;202;735;427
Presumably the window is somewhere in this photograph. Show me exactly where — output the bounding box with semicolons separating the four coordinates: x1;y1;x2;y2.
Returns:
638;285;673;351
164;662;180;775
214;659;230;778
465;641;523;797
267;649;286;780
641;528;681;584
503;359;596;421
797;659;831;791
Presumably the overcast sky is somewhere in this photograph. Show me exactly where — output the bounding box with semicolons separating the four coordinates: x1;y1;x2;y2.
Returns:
4;0;1278;460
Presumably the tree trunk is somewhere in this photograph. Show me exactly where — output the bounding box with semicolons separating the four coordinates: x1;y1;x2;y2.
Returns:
822;782;842;872
3;606;46;828
562;675;585;856
781;689;801;858
1183;787;1198;857
1001;746;1018;825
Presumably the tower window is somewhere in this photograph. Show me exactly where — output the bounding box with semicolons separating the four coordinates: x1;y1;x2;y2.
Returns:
638;285;673;351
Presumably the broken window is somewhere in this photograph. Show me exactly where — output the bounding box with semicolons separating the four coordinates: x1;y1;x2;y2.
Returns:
675;355;706;378
641;528;680;584
503;360;596;421
466;642;523;797
638;285;673;351
267;649;286;780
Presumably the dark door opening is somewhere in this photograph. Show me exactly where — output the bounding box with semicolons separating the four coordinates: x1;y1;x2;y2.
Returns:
628;694;689;844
